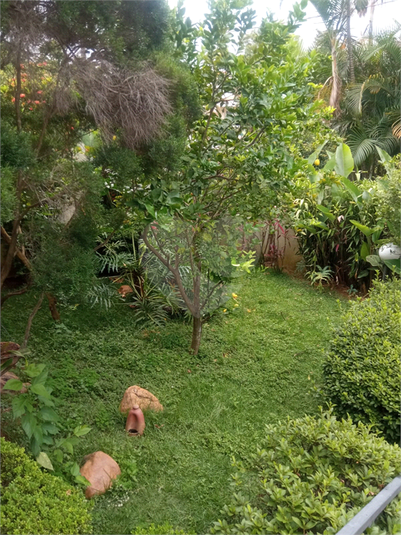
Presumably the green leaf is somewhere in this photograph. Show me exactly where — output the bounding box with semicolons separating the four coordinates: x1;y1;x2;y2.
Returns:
376;146;392;171
341;177;362;204
30;383;51;399
39;406;59;422
334;143;354;178
360;242;370;261
70;462;80;477
73;425;91;437
33;425;44;445
2;378;24;391
12;395;27;418
350;220;374;237
31;369;48;386
366;254;381;268
307;141;327;165
316;205;335;222
25;363;46;378
21;413;37;439
36;451;54;470
145;204;155;218
42;422;59;435
384;258;401;275
53;449;63;463
323;151;336;172
75;474;91;486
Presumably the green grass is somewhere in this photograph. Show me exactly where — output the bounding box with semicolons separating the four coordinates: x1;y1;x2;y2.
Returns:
1;271;346;534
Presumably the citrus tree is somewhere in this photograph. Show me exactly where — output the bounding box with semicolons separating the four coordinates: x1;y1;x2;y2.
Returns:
136;0;331;354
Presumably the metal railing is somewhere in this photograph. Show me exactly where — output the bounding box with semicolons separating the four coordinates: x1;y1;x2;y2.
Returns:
336;476;401;535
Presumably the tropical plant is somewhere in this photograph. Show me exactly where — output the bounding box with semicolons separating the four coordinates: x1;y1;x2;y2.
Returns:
307;265;334;286
290;143;397;288
323;278;401;443
211;410;401;535
341;29;401;174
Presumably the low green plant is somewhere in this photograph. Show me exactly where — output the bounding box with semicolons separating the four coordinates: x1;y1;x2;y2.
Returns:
131;523;195;535
323;279;401;443
307;265;333;286
0;437;93;535
3;361;91;483
211;410;401;535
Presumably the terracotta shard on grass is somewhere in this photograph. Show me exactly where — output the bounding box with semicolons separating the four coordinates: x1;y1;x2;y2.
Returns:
80;451;121;499
119;385;163;414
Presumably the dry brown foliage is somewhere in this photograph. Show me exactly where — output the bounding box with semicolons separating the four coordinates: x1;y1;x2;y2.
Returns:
74;60;172;148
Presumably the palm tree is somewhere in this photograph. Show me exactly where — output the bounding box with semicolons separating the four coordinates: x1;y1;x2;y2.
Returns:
340;29;401;175
311;0;368;106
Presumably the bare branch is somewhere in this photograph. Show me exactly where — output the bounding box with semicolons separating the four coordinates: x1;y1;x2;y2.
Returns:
21;292;44;350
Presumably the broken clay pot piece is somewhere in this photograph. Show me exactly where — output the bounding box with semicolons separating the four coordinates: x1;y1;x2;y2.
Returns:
125;404;145;436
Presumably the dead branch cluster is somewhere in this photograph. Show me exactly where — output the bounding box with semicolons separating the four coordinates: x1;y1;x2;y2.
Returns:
73;59;172;149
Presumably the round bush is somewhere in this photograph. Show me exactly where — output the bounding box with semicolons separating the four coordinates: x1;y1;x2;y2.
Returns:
211;411;401;535
323;279;400;443
0;438;93;535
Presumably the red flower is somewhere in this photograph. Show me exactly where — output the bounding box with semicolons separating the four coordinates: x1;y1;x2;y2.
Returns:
34;100;40;104
20;93;25;98
70;126;74;130
11;97;15;102
37;90;42;94
29;107;33;110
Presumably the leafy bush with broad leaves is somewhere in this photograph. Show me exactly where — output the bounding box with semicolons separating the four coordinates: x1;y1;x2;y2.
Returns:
4;361;91;484
323;279;401;443
0;437;93;535
211;410;401;535
290;144;399;287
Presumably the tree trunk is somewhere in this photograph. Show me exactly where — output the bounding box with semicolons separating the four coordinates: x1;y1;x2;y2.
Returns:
1;217;22;290
347;0;355;83
46;293;60;321
329;39;342;114
190;316;202;356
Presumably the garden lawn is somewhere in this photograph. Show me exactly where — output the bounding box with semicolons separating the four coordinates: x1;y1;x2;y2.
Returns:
1;271;346;534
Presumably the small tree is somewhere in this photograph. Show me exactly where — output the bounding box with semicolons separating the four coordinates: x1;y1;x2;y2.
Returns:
138;0;327;354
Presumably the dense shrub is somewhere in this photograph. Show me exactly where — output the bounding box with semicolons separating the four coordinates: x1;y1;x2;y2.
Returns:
0;438;93;535
324;279;401;443
211;411;401;535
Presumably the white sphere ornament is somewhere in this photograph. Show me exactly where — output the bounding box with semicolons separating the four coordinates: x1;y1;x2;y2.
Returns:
378;243;401;261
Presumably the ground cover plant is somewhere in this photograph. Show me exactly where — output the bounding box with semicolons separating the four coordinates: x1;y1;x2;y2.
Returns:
1;271;346;534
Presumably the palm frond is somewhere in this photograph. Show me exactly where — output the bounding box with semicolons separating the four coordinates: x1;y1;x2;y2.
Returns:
348;126;377;165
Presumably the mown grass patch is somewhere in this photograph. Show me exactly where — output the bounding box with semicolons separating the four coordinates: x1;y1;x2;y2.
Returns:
1;271;346;534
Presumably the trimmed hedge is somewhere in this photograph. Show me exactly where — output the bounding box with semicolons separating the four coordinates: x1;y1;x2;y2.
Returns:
0;438;92;535
211;411;401;535
323;279;400;443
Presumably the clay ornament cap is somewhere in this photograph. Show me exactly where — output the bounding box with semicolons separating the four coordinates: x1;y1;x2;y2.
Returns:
125;405;145;436
120;385;163;414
